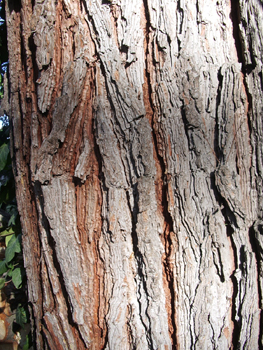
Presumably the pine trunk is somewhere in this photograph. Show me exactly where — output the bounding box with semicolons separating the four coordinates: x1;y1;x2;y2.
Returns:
3;0;263;348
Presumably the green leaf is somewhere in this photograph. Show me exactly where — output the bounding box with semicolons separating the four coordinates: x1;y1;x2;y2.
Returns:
8;214;16;226
11;267;23;288
6;204;18;218
7;267;14;276
0;143;9;171
0;228;15;237
0;260;7;275
5;234;22;263
22;333;33;350
16;305;27;328
0;229;9;237
5;233;14;246
0;277;5;289
6;206;18;227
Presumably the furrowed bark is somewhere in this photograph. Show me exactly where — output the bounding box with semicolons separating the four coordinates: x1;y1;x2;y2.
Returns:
3;0;263;349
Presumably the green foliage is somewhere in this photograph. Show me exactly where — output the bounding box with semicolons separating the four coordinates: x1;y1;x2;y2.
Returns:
22;333;33;350
0;259;7;274
5;234;22;262
0;118;32;348
11;267;24;288
16;304;29;328
0;142;9;170
16;304;33;350
0;276;5;288
0;121;24;292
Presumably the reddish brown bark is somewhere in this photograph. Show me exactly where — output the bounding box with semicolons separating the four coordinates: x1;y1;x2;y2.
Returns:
2;0;263;349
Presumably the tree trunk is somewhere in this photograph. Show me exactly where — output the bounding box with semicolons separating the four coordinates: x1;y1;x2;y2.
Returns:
3;0;263;348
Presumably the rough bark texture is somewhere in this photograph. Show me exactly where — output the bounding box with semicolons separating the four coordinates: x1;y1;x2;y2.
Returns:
2;0;263;348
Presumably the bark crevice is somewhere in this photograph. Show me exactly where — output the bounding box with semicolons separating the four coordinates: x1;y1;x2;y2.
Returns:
126;185;154;350
143;1;177;343
34;181;87;349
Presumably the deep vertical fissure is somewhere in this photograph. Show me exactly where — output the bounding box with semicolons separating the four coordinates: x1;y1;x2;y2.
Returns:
210;167;242;348
92;112;109;350
230;0;253;112
229;0;243;66
229;3;262;348
214;69;223;166
141;0;177;346
228;228;241;350
92;110;109;350
34;183;67;304
125;186;154;350
33;181;87;349
150;127;177;347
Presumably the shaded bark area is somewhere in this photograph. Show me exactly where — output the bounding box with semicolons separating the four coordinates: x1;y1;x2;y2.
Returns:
3;0;263;349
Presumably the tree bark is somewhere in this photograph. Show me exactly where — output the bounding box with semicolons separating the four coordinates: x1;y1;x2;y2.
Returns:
3;0;263;348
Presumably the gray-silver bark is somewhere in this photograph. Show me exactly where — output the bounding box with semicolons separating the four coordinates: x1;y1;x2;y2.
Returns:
2;0;263;349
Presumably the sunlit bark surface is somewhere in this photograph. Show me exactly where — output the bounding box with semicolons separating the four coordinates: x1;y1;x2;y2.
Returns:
3;0;263;348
